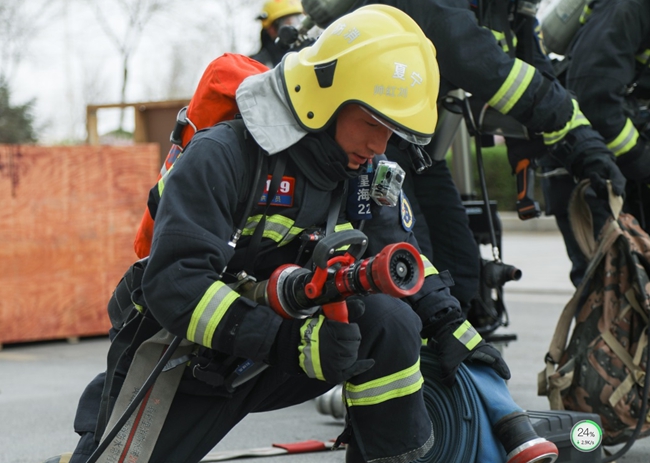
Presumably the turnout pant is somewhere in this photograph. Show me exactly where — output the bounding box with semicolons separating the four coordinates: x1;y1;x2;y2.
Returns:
69;294;433;463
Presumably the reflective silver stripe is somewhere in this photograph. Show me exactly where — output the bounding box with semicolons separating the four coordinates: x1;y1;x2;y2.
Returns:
344;359;423;407
299;316;324;380
543;99;590;145
187;281;239;347
453;320;482;350
242;216;352;247
421;256;438;277
242;214;304;246
608;118;640;156
487;59;535;114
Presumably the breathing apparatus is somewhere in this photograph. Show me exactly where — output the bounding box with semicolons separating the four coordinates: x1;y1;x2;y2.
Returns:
539;0;588;55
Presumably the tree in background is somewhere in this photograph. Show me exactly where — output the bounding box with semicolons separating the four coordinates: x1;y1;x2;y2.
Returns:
0;1;58;144
0;1;60;83
85;0;180;132
0;78;37;144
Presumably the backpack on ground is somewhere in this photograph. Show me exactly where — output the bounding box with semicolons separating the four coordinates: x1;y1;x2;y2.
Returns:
133;53;269;258
538;179;650;448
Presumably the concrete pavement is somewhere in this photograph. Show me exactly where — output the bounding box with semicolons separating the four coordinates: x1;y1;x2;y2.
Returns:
1;227;649;462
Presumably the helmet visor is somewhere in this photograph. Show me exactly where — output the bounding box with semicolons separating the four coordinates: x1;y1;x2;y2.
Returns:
360;106;432;146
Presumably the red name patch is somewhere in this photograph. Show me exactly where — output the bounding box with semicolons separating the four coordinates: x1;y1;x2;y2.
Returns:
258;176;295;207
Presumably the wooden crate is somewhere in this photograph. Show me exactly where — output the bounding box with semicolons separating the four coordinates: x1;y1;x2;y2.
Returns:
0;144;159;345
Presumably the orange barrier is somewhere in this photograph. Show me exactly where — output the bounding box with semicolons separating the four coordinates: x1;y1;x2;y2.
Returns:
0;144;159;345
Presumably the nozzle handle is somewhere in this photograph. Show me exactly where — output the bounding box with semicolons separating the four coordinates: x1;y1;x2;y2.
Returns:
322;301;348;323
312;229;368;269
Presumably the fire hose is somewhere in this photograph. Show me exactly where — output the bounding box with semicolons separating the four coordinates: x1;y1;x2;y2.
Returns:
416;348;482;463
315;347;502;463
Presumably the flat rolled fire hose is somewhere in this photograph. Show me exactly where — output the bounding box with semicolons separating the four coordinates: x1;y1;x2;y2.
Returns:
416;347;481;463
314;347;506;462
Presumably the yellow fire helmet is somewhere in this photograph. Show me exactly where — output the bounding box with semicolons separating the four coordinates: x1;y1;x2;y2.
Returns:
257;0;304;29
281;4;439;145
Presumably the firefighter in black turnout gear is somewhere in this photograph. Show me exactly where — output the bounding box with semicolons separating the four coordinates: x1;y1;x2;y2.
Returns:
250;0;304;68
301;0;626;307
62;6;510;463
545;0;650;285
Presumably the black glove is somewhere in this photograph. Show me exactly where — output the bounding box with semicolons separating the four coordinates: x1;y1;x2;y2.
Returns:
427;312;511;387
270;298;374;384
409;271;462;337
616;139;650;183
551;125;626;198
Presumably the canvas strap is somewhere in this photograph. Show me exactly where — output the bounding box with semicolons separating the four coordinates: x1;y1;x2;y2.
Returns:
568;179;624;259
607;330;648;407
96;329;194;463
538;180;623;406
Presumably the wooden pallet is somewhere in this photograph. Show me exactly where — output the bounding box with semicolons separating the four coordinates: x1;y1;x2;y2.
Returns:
0;143;159;345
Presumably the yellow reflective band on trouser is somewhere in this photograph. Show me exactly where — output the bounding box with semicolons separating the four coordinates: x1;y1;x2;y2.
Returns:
609;118;640;156
543;99;590;145
187;281;240;347
343;359;423;407
454;320;483;351
487;59;535;114
421;256;438;277
242;214;304;246
299;316;325;380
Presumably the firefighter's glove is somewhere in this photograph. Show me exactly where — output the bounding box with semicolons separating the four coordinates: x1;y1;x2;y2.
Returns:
270;298;374;384
616;139;650;184
409;271;462;339
427;312;510;387
581;152;626;200
552;125;626;198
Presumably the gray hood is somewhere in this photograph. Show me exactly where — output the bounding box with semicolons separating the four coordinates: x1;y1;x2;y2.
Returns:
235;65;308;155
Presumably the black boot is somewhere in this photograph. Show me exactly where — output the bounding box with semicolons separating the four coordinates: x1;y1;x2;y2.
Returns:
494;412;559;463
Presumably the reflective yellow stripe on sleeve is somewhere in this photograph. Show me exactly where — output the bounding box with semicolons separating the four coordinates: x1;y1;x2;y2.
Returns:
454;320;482;351
489;29;517;53
343;359;423;407
187;281;240;347
157;162;175;197
543;99;590;145
491;30;509;53
421;255;439;277
487;59;535;114
299;316;325;380
609;118;640;156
